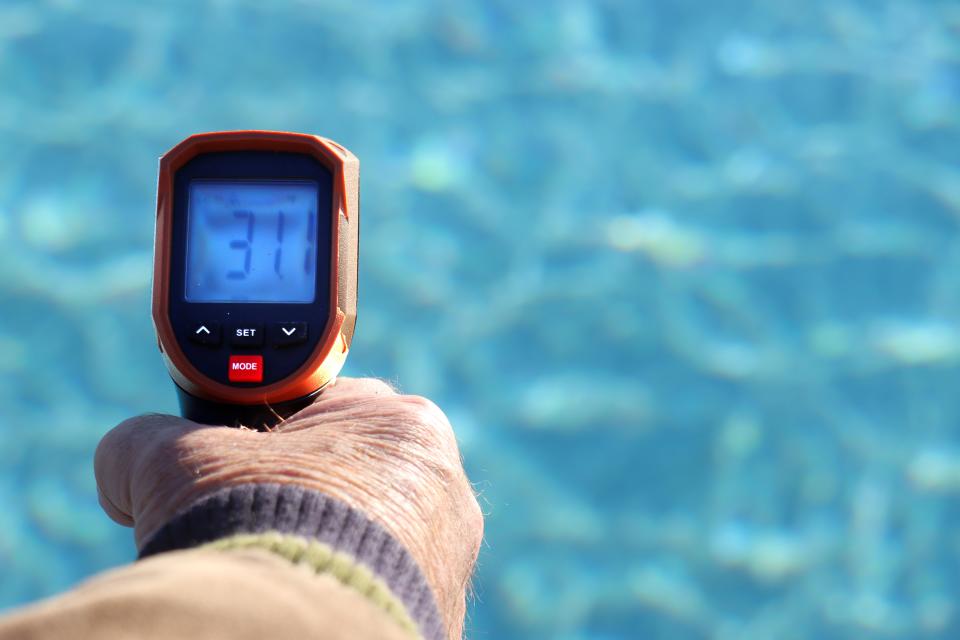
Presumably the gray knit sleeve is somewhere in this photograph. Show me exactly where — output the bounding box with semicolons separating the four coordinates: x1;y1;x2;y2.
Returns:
138;483;443;640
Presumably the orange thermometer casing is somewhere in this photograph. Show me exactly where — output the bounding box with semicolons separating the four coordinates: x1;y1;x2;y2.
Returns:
152;131;359;428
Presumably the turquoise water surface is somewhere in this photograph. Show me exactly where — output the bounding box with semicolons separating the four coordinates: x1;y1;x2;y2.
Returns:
2;1;960;638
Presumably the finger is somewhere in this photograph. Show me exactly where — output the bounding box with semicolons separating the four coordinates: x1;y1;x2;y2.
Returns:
97;485;133;527
94;413;197;526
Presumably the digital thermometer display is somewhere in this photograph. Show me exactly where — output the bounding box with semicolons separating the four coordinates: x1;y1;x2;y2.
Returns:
184;180;318;304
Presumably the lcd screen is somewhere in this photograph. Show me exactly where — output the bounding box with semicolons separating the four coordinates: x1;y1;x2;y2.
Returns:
184;180;318;303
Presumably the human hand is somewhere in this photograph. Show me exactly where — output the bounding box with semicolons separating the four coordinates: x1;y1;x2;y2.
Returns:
94;377;483;638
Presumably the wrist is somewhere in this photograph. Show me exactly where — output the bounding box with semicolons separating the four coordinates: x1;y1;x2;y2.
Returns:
142;450;434;589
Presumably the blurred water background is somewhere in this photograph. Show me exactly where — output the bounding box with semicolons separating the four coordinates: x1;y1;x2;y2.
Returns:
1;0;959;638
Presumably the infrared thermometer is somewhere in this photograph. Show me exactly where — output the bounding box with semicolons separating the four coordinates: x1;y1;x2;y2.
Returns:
151;131;359;428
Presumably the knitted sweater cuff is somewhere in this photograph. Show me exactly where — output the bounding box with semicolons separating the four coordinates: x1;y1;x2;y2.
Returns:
138;483;444;640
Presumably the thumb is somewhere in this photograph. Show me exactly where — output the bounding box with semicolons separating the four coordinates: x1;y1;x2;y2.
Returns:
94;413;198;529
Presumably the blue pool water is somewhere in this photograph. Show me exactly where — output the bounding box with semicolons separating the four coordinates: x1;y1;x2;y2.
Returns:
1;1;959;638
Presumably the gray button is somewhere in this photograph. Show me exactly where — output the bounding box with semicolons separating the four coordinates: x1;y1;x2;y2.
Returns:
189;322;221;346
272;322;308;347
230;324;264;347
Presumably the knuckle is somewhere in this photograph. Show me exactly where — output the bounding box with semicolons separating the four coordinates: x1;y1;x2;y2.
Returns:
467;493;484;542
391;396;472;488
399;394;443;417
396;395;455;441
457;490;485;563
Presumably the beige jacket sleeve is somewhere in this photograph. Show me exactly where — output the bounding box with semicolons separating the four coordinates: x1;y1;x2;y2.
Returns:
0;548;413;640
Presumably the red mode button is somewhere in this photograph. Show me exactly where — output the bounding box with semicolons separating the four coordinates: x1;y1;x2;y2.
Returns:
228;355;263;383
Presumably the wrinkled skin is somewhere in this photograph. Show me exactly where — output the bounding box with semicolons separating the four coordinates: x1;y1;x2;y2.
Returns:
95;377;483;639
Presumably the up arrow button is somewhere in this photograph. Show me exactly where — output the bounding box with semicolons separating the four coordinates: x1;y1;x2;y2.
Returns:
272;322;308;347
189;322;221;346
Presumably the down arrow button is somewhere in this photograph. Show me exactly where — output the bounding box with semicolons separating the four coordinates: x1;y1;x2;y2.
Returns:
272;322;308;347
